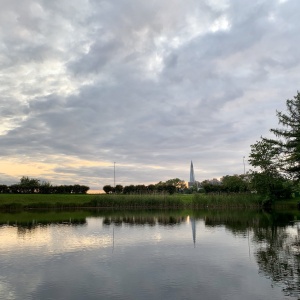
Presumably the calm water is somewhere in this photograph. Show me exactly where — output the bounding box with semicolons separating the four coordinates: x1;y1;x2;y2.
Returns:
0;210;299;300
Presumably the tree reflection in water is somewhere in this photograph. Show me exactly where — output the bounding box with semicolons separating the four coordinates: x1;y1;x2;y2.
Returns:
103;215;185;226
254;221;300;299
102;209;300;299
201;210;300;298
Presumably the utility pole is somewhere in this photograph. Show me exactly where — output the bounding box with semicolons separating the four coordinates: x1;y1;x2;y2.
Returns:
114;162;116;188
243;156;246;175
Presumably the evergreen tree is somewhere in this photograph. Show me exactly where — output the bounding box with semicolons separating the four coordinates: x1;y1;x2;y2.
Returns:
248;92;300;198
267;91;300;181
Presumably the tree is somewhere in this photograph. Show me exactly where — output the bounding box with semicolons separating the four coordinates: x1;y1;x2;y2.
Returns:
165;178;187;190
115;185;123;194
147;184;156;193
247;92;300;198
249;138;292;199
103;185;113;194
267;91;300;181
135;185;147;193
164;184;176;195
249;171;292;199
18;176;40;193
249;139;281;174
123;185;136;194
0;185;9;193
199;178;222;193
39;181;52;194
20;176;40;186
221;174;249;193
72;184;90;194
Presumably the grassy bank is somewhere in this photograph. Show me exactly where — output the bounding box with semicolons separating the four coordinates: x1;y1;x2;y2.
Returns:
0;193;273;210
0;193;94;209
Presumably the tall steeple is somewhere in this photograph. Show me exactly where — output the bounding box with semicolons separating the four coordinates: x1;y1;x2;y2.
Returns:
190;160;195;183
188;160;199;189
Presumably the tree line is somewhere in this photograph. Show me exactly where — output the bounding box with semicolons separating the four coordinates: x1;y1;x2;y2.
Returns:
103;176;252;195
103;178;186;195
0;177;89;194
200;174;250;193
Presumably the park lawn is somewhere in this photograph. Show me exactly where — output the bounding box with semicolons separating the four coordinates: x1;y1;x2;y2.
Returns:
0;193;96;209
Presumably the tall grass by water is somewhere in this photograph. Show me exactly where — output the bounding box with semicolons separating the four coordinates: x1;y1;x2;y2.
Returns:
0;194;93;210
192;193;263;209
0;192;267;210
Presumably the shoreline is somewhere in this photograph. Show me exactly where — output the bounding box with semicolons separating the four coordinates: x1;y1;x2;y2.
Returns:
0;193;299;210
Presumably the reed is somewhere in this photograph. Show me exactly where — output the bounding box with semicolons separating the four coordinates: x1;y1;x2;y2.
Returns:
0;192;294;210
87;194;188;208
192;193;263;209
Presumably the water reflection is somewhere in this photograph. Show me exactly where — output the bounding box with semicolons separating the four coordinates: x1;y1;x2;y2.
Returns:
191;217;196;247
103;215;185;226
254;221;300;298
0;209;299;299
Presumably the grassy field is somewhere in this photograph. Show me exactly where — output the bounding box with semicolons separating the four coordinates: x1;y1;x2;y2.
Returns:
0;192;281;210
0;193;95;209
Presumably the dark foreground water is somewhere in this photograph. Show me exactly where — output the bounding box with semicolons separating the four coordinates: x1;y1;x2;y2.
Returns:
0;210;299;300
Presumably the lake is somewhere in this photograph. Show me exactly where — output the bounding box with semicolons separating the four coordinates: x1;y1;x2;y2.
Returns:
0;209;299;300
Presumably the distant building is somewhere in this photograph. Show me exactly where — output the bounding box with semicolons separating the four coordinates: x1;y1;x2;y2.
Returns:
188;161;201;189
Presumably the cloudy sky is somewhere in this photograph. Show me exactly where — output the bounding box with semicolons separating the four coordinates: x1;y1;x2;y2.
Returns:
1;0;300;191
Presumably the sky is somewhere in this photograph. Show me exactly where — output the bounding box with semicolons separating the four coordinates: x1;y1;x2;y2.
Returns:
1;0;300;191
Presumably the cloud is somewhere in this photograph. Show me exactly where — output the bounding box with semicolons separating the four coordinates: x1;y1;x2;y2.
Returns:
1;0;300;189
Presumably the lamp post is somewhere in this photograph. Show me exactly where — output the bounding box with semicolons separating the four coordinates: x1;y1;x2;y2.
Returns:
243;156;246;175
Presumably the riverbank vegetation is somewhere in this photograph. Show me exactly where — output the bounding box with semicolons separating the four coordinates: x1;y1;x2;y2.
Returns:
0;192;299;210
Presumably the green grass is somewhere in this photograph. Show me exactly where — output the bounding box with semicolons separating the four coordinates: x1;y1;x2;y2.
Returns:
87;193;191;208
0;193;94;209
0;192;268;210
0;192;298;210
192;193;264;208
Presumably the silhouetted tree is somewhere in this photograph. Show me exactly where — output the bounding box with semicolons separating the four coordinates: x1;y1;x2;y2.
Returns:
115;185;123;194
103;185;113;194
